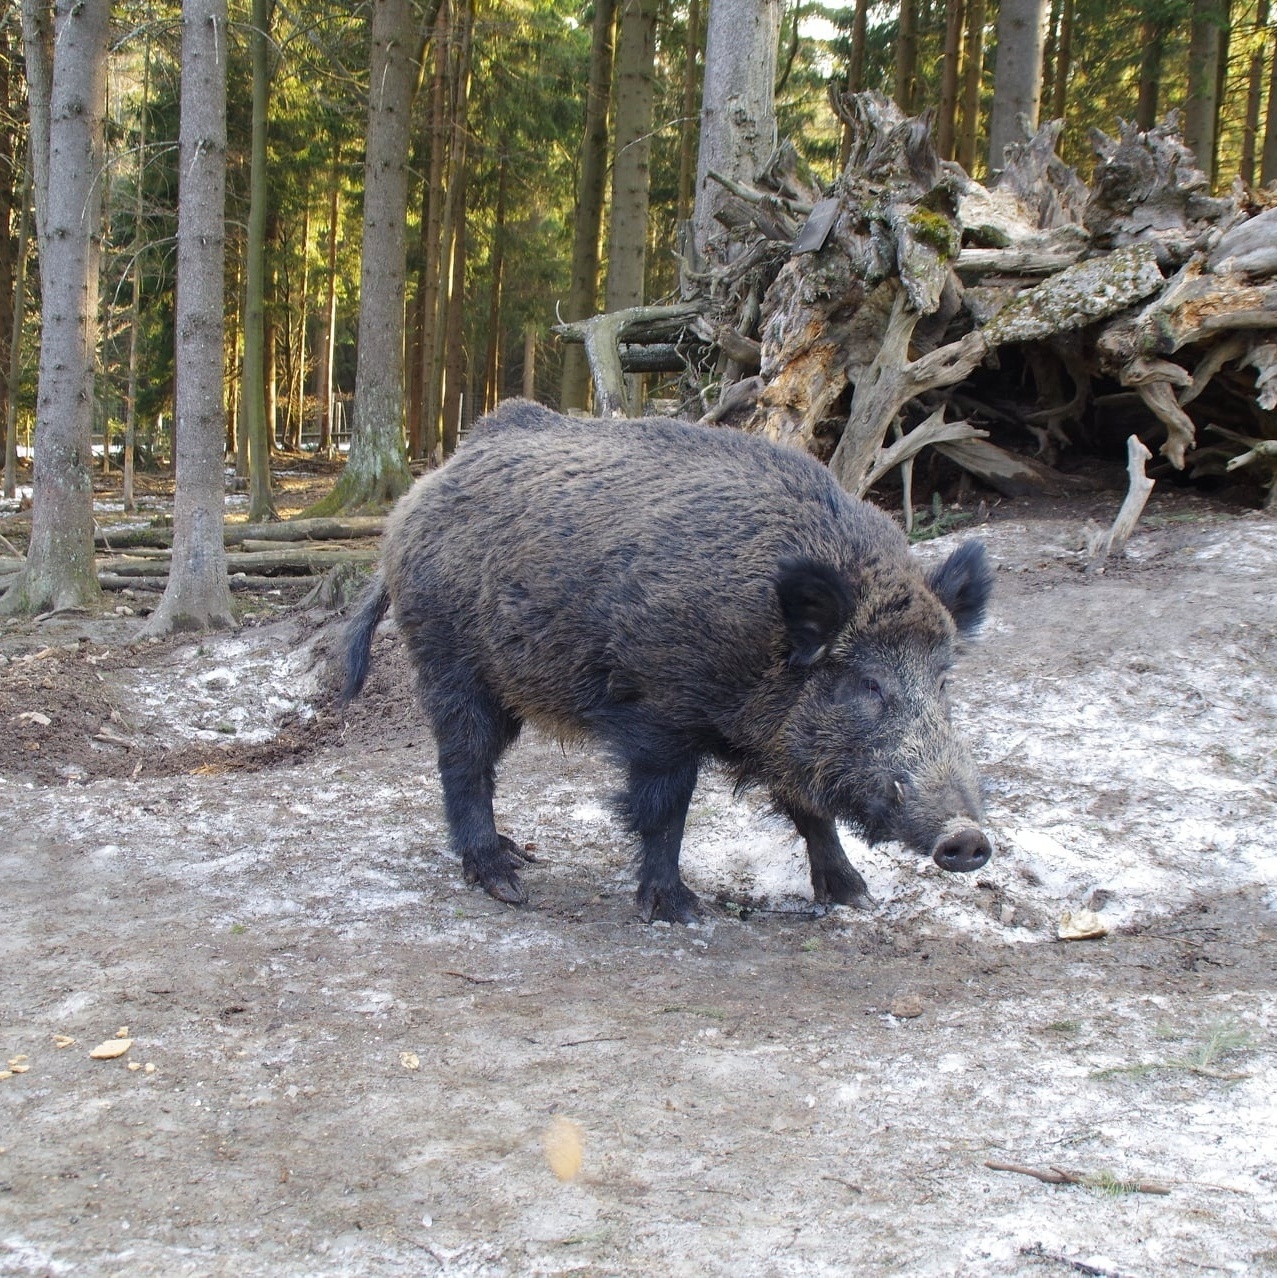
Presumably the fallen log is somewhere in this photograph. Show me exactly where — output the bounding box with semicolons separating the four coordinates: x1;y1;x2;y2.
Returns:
97;547;378;578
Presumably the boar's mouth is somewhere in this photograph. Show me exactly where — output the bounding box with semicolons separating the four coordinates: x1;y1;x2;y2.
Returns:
931;823;992;873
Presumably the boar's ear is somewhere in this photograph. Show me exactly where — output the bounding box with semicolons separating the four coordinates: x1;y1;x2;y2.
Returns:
926;541;993;636
776;558;852;667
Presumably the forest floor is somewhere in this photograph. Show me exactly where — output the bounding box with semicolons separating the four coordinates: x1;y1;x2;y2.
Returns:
0;461;1275;1277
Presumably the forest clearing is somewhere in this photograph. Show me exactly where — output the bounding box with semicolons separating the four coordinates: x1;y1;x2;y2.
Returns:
1;465;1275;1276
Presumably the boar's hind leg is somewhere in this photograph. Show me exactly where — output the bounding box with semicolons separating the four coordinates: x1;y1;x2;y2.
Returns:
426;674;528;905
780;802;874;910
620;760;702;925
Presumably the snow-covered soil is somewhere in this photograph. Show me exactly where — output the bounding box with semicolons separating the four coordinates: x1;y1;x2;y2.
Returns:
1;497;1275;1276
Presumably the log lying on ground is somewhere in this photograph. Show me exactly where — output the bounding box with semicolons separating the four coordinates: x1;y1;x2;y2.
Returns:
96;547;379;579
95;514;387;551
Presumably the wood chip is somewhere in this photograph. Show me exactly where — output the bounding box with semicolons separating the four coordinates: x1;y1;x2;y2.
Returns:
544;1115;585;1182
89;1038;133;1060
1058;910;1109;941
400;1052;420;1070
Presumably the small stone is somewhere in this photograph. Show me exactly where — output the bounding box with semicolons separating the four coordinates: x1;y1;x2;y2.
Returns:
890;994;925;1019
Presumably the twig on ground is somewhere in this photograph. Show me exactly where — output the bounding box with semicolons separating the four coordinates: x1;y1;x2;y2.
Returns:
985;1160;1171;1195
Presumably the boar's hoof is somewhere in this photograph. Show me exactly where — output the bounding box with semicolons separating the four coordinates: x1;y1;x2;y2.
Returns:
812;863;875;911
463;837;532;905
637;879;703;925
932;828;992;874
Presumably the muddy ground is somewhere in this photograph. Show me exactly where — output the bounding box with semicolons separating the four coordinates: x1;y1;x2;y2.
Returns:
1;484;1275;1277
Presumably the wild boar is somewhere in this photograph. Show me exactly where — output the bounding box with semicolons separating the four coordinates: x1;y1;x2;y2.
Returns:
344;400;995;923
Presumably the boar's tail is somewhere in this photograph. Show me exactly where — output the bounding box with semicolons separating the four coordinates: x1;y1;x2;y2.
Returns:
341;575;391;705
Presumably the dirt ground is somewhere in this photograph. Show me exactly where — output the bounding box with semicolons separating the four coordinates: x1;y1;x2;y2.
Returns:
1;481;1276;1277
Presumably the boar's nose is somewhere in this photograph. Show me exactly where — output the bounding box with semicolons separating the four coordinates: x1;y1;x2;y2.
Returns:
932;827;991;873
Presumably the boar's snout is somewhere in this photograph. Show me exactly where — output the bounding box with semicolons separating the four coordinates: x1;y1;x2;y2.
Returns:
932;825;992;873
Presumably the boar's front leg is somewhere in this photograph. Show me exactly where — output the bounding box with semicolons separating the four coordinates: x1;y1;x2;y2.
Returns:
779;800;874;910
426;671;529;905
619;758;702;924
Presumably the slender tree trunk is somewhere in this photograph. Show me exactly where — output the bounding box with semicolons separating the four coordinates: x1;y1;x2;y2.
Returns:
124;26;152;512
0;21;16;478
1049;0;1073;120
937;0;965;159
4;157;30;500
1185;0;1225;179
839;0;871;167
313;156;339;456
1135;13;1167;130
605;0;658;411
3;0;109;617
691;0;780;262
143;0;236;635
429;0;472;458
18;0;51;239
560;0;616;411
1241;0;1267;186
441;158;467;456
1263;21;1277;181
957;0;986;174
241;0;277;520
522;323;536;400
895;0;918;112
482;153;506;413
987;0;1049;170
415;0;450;457
675;0;701;224
314;0;417;513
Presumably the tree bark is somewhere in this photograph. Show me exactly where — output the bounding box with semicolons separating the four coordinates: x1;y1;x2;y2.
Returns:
894;0;918;113
1265;21;1277;183
1241;0;1268;187
560;0;616;411
1184;0;1225;180
3;0;108;617
605;0;658;413
314;0;417;513
0;21;15;481
241;0;278;521
956;0;986;174
937;0;964;160
4;156;30;500
313;155;340;458
143;0;236;636
987;0;1049;172
691;0;780;265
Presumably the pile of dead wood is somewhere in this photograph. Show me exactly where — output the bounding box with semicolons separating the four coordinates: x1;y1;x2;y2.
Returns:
556;93;1277;512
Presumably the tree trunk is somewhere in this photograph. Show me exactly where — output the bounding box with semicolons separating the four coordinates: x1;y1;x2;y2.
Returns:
894;0;918;113
315;0;417;513
956;0;986;174
411;0;450;457
560;0;616;411
482;153;507;413
1135;12;1167;131
123;26;152;512
4;157;30;500
0;21;15;481
1184;0;1224;180
987;0;1049;172
1049;0;1073;120
936;0;964;159
691;0;780;265
3;0;109;617
143;0;236;636
18;0;51;239
675;0;701;225
522;323;537;399
314;155;340;457
1241;0;1268;187
1264;21;1277;182
241;0;278;521
429;0;472;458
441;153;467;457
605;0;658;413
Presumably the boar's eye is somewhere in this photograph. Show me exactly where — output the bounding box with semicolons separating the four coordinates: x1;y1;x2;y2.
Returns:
861;675;885;701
